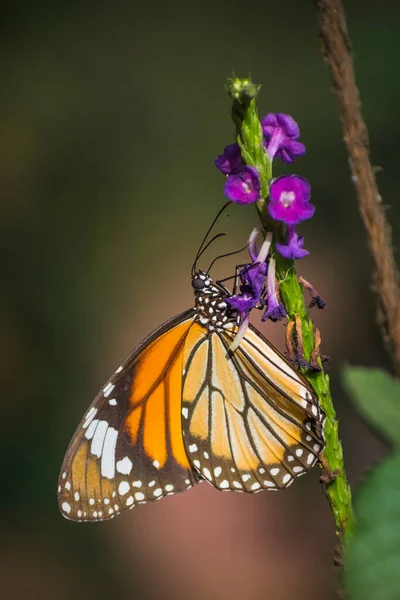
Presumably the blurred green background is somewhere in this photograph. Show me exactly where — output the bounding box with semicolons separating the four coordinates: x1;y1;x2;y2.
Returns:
2;1;398;598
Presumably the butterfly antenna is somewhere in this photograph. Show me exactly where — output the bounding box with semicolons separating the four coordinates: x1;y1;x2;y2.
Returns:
191;201;231;276
206;243;249;275
193;233;227;268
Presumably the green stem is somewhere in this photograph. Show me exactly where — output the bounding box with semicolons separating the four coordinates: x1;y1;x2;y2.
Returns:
226;75;355;545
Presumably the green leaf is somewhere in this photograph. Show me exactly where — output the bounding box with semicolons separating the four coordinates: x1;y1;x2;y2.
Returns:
342;366;400;447
346;454;400;600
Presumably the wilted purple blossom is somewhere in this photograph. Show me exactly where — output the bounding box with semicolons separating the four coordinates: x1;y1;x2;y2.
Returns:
261;113;305;163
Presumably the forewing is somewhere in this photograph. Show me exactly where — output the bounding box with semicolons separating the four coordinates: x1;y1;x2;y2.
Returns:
58;310;199;522
182;323;325;492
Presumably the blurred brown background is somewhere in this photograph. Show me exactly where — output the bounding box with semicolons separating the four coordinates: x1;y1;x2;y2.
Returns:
1;1;397;598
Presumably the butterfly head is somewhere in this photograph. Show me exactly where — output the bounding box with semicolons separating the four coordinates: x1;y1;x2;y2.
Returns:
191;271;238;332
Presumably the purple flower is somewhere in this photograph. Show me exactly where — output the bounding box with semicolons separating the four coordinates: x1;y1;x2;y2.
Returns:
226;262;266;316
227;231;273;351
215;143;243;175
262;258;287;322
224;166;261;205
261;113;305;164
226;293;256;315
268;175;315;225
276;226;309;260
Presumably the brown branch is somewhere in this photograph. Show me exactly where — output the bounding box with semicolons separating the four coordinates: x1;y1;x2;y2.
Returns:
316;0;400;375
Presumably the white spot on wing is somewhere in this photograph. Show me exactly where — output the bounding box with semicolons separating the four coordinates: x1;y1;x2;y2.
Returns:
62;502;71;514
182;407;189;419
220;480;229;489
118;481;130;496
165;484;174;492
153;488;162;497
91;420;109;458
189;444;198;453
116;456;133;475
126;496;134;506
135;492;145;501
203;468;212;481
132;481;142;488
251;482;261;490
214;466;222;477
82;407;97;429
264;480;275;487
85;419;99;440
108;398;117;406
101;426;118;478
270;468;280;476
103;383;115;398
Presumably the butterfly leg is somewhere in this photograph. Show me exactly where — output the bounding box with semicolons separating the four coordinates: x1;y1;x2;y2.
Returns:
232;263;250;295
216;263;250;293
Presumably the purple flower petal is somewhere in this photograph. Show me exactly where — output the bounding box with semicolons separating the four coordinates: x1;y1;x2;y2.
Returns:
261;112;305;163
260;113;278;130
262;303;287;322
276;113;300;138
268;175;314;225
215;143;243;175
261;257;287;322
224;166;261;205
276;227;309;259
226;294;256;314
276;140;306;164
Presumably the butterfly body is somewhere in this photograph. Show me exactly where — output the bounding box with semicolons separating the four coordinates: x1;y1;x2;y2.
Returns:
58;271;325;522
191;271;238;334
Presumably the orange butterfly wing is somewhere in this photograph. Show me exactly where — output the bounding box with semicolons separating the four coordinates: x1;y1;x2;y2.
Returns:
181;322;325;492
58;310;200;522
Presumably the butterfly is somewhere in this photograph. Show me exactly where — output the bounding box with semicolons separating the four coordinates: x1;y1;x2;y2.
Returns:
58;268;325;522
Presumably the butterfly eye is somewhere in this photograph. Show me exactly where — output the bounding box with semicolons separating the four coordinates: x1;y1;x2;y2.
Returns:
191;277;205;290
